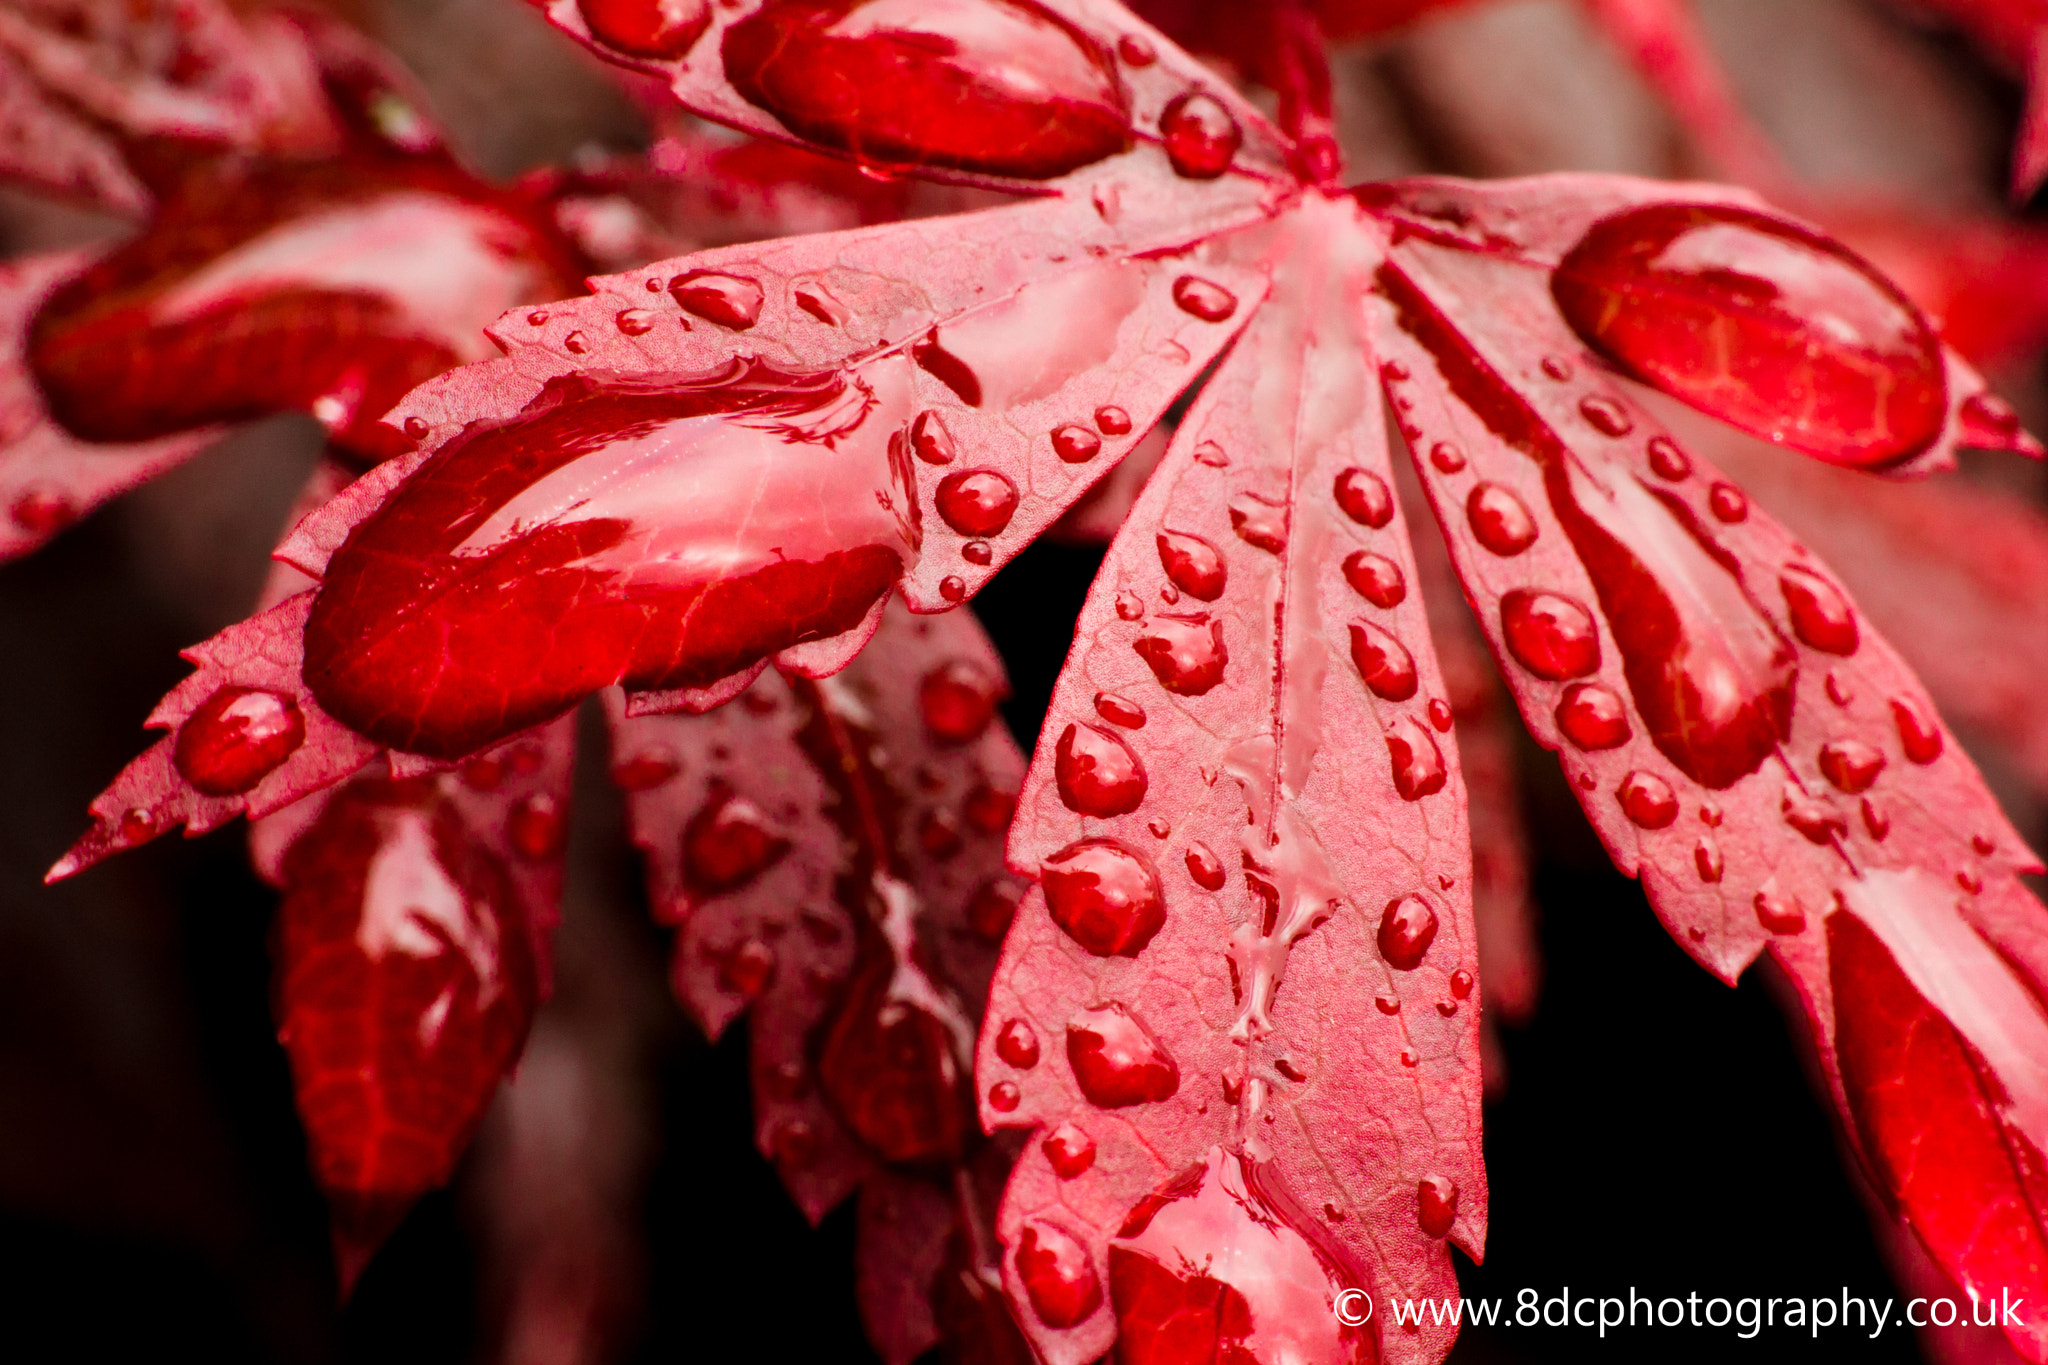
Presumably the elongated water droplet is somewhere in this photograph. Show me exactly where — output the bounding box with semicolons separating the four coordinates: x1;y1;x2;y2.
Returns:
1156;531;1227;601
1348;621;1418;701
1417;1174;1458;1237
1467;483;1537;555
1184;841;1226;891
1780;565;1858;655
1782;786;1846;844
669;270;763;329
1385;717;1446;800
1068;1002;1178;1106
1228;494;1286;553
1095;691;1145;728
1342;551;1405;608
1754;889;1805;934
936;469;1019;536
1015;1221;1102;1327
1334;468;1392;528
173;686;305;795
1159;92;1241;178
578;0;710;57
1042;839;1164;956
1647;436;1690;480
818;954;968;1163
1378;894;1439;969
1055;723;1148;816
684;785;789;892
1693;836;1724;882
722;0;1131;180
1042;1121;1096;1177
911;410;956;464
1500;590;1600;680
922;660;1002;741
1891;696;1943;763
615;308;658;336
1553;203;1945;470
1818;739;1885;794
1134;615;1227;695
1579;395;1632;437
1617;770;1678;828
1172;275;1237;321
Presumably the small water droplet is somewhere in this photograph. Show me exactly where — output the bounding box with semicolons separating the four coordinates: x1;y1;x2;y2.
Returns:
1435;1000;1458;1017
1541;356;1573;381
1184;841;1225;891
1500;590;1600;679
963;782;1016;834
173;686;305;796
1428;698;1454;732
508;792;565;860
1068;1002;1178;1105
1156;531;1226;601
1228;493;1286;553
1417;1175;1458;1237
1617;770;1679;828
1043;839;1164;956
967;878;1024;941
1708;482;1748;523
1579;395;1632;437
1348;620;1418;701
1376;996;1400;1014
1056;723;1148;817
1754;891;1805;934
1171;274;1237;321
935;469;1019;537
1818;740;1885;793
1694;836;1724;882
1825;671;1854;707
1781;565;1858;654
1378;895;1439;969
1115;590;1145;621
1972;832;1996;856
685;785;789;892
1146;818;1170;839
1043;1121;1097;1177
1194;440;1229;468
1053;424;1102;463
1095;691;1146;728
1782;786;1846;844
1334;468;1393;528
921;659;1002;741
1095;405;1132;435
939;575;968;602
1274;1058;1308;1082
1430;440;1467;473
792;282;849;325
669;270;764;329
526;309;548;326
1957;868;1984;894
1449;970;1473;999
988;1081;1021;1111
772;1118;819;1169
911;410;956;464
402;415;430;442
1386;717;1447;800
1117;32;1155;65
1400;1051;1419;1067
962;540;993;565
1341;550;1405;607
563;330;590;354
1015;1222;1101;1327
1466;483;1537;555
576;0;710;57
615;307;658;336
1160;92;1241;178
720;937;775;997
1891;696;1942;763
1861;798;1890;840
119;807;157;842
1134;614;1227;695
1699;802;1722;826
1646;436;1690;480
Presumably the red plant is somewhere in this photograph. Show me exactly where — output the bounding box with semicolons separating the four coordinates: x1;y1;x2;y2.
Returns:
12;2;2048;1364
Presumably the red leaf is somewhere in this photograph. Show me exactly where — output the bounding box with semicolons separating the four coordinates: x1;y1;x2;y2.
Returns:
608;596;1030;1361
0;251;220;561
979;196;1481;1365
257;713;573;1291
1364;172;2048;1361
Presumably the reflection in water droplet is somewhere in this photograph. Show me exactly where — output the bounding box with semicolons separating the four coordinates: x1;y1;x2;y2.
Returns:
1466;483;1537;555
1055;723;1148;816
1500;590;1600;680
1348;620;1418;701
1068;1002;1178;1106
1754;890;1805;934
1334;468;1393;528
1095;691;1146;728
1015;1221;1101;1327
1095;405;1132;434
1156;531;1227;601
1054;424;1102;463
1579;395;1632;437
1185;841;1226;891
1781;565;1858;654
962;539;993;565
1342;551;1405;607
684;785;790;893
1617;770;1678;829
940;575;967;602
1818;740;1885;794
1172;274;1238;321
1159;92;1242;179
1134;615;1227;695
936;469;1020;536
921;659;1002;741
1385;717;1447;800
1378;895;1439;970
1042;839;1165;956
1043;1121;1096;1177
1647;437;1690;480
174;686;306;796
997;1018;1041;1069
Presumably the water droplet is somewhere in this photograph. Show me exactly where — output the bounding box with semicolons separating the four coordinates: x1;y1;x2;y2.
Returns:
1646;436;1690;480
921;659;1002;741
1348;620;1418;701
1891;696;1942;763
1068;1002;1177;1106
527;309;549;327
1957;868;1984;894
507;792;565;860
1417;1175;1458;1237
119;807;157;842
684;785;789;892
1781;565;1858;655
1972;832;1996;856
911;410;956;464
1115;590;1145;622
818;954;969;1163
173;686;305;795
9;487;74;536
791;281;849;325
1193;440;1229;468
1433;1000;1457;1018
1159;91;1241;178
967;877;1024;941
1134;615;1227;695
1015;1221;1102;1327
763;1059;807;1101
1095;691;1146;728
939;575;967;602
1378;894;1439;970
615;307;658;336
1042;1121;1096;1177
1228;494;1287;553
1053;424;1102;463
1861;798;1890;840
1825;671;1854;707
1555;680;1628;748
1818;739;1885;794
577;0;709;57
1334;467;1393;528
1375;996;1400;1014
1428;698;1454;732
1171;274;1237;321
1708;482;1748;523
772;1119;819;1169
463;755;505;791
1541;356;1573;381
988;1081;1021;1111
933;469;1020;538
1042;839;1164;956
1341;550;1405;608
1271;1058;1308;1083
1753;890;1805;934
920;809;965;859
962;539;993;565
562;330;590;354
1430;440;1467;473
1449;969;1474;999
1467;483;1537;555
995;1018;1042;1071
1156;531;1227;601
1117;33;1155;65
963;782;1017;835
723;0;1131;180
1960;390;2023;444
667;270;763;330
402;415;431;442
1500;589;1600;679
1094;405;1132;435
1184;841;1226;891
1579;395;1632;437
1553;203;1945;470
1782;786;1846;844
1055;723;1148;817
1617;770;1678;828
720;937;776;997
1385;717;1447;800
1694;836;1724;882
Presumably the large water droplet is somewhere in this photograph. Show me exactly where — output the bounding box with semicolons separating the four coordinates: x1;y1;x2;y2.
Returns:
1334;468;1393;528
1348;621;1418;701
1342;551;1405;608
1067;1002;1178;1106
173;686;305;795
936;469;1019;536
817;953;968;1164
1552;203;1945;470
1818;739;1885;794
578;0;710;58
996;1017;1041;1069
721;0;1131;180
1555;682;1630;750
1042;1121;1096;1177
1110;1146;1376;1365
1385;717;1446;800
922;659;1002;741
1417;1175;1458;1238
1466;483;1537;555
1156;531;1227;601
1159;92;1242;179
1780;565;1858;655
1499;589;1601;680
1378;894;1439;969
1617;770;1679;829
913;329;982;405
1055;723;1148;817
1015;1221;1102;1327
669;270;764;329
1042;839;1164;956
1134;615;1227;695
